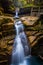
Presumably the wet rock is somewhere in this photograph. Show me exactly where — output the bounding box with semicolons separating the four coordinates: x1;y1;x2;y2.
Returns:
0;16;43;64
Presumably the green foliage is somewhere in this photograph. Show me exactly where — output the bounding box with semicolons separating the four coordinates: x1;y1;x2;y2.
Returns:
0;0;15;12
0;0;42;13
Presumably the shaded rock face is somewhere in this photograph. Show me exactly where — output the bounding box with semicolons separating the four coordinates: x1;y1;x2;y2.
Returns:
32;38;43;57
37;38;43;57
0;16;43;64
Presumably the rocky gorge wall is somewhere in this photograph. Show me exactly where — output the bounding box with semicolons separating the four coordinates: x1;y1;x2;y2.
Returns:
0;16;43;64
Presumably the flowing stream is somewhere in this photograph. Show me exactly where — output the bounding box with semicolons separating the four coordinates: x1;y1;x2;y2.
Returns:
11;10;31;65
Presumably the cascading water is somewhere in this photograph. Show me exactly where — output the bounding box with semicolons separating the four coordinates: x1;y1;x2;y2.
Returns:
14;8;19;18
11;10;31;65
11;35;25;64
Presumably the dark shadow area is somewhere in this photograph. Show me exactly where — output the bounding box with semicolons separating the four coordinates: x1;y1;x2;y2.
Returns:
32;38;43;57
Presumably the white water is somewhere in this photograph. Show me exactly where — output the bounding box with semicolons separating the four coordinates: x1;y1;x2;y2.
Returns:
11;11;31;65
19;60;27;65
15;8;19;18
15;36;25;62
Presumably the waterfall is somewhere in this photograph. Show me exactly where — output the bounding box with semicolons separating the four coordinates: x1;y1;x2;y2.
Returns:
11;10;31;65
14;8;19;18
